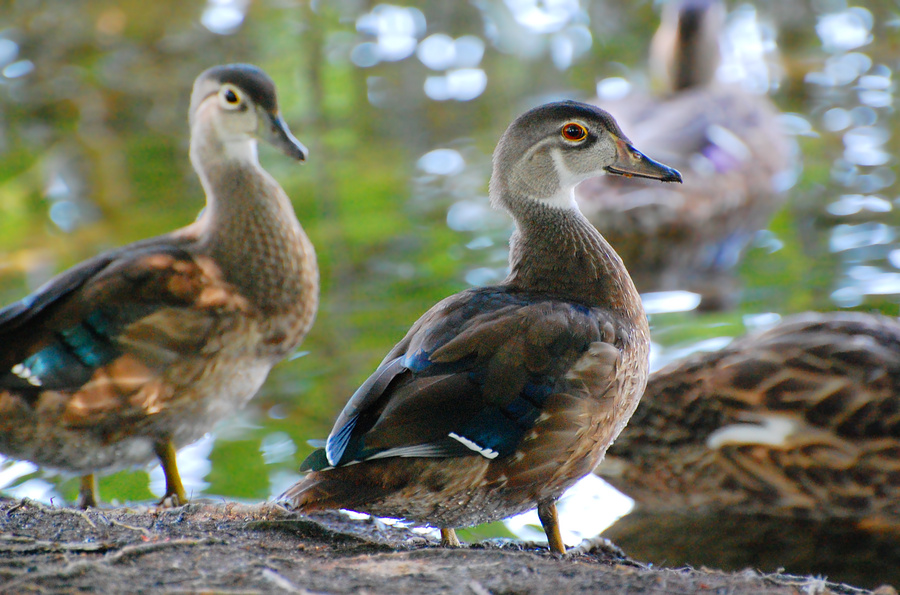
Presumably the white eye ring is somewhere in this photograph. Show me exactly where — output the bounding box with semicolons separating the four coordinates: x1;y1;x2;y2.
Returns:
219;85;242;110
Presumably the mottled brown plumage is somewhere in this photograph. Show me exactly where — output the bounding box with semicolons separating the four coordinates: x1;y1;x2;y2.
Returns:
282;101;681;553
577;0;792;309
599;311;900;520
0;64;318;507
598;310;900;586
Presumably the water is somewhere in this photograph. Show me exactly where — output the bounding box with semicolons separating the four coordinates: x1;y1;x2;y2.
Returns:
0;0;898;558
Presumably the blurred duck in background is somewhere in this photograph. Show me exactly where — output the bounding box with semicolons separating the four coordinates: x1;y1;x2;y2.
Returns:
597;311;900;588
577;0;793;310
0;64;318;508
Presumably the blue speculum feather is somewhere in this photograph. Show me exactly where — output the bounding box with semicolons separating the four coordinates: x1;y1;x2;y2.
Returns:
326;414;359;466
402;349;431;373
14;310;121;390
402;349;474;376
454;377;555;457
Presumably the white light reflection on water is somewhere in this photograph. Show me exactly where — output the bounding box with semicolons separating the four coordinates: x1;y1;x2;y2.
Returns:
595;77;631;101
424;68;488;101
417;33;456;70
0;38;18;69
816;7;873;53
827;194;892;216
417;148;466;176
649;336;735;373
417;34;485;71
719;4;779;93
742;312;782;332
260;432;297;466
830;222;894;252
549;24;592;70
353;5;426;66
200;0;248;35
843;125;890;166
0;456;38;492
2;60;33;79
505;0;583;34
4;478;56;502
447;200;504;232
641;291;702;315
804;2;899;309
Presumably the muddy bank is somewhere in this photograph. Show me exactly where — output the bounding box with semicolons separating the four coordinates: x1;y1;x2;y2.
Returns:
0;498;889;594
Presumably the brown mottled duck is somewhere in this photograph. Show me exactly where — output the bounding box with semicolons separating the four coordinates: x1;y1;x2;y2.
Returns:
0;64;318;508
598;311;900;587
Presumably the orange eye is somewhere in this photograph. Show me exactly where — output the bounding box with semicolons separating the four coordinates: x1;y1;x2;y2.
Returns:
561;122;587;142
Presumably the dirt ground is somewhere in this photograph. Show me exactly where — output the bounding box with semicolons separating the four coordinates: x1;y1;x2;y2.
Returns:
0;497;892;595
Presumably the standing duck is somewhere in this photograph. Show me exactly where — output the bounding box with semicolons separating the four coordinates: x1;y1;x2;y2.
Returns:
281;101;681;553
0;64;318;508
597;312;900;582
577;0;792;310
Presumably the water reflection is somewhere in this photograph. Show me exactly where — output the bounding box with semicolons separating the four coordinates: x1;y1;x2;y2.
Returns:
424;68;488;101
815;6;873;52
718;4;780;93
0;0;898;586
353;5;426;65
201;0;249;35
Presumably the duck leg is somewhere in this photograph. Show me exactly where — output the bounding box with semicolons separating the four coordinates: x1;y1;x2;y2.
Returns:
538;500;566;554
154;440;187;507
440;528;461;547
78;474;98;509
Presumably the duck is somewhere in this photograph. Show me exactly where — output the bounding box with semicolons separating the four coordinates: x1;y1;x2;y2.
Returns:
281;101;681;554
0;64;318;508
576;0;792;310
598;310;900;518
596;310;900;584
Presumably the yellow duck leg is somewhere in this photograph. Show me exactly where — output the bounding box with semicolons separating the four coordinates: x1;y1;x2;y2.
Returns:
154;440;187;507
538;501;566;555
78;474;98;509
440;528;461;547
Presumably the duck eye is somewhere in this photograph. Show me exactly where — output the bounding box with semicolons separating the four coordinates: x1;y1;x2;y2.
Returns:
561;122;588;142
221;87;241;107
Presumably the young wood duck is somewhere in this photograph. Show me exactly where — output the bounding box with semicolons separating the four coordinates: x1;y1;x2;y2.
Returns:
598;311;900;521
281;101;681;554
0;64;318;508
576;0;792;310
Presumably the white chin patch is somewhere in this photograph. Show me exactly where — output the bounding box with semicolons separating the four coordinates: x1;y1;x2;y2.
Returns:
541;187;579;210
543;148;592;210
222;137;259;164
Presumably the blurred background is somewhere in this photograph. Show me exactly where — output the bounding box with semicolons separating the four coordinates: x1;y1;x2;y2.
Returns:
0;0;898;580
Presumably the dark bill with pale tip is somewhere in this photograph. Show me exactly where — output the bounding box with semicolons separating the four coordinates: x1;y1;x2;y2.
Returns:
264;111;308;161
606;139;683;183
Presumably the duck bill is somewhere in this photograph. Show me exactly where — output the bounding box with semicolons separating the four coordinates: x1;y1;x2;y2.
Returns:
262;110;308;161
605;137;682;183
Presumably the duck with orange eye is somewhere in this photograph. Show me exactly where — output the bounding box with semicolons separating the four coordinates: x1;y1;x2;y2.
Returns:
282;100;681;554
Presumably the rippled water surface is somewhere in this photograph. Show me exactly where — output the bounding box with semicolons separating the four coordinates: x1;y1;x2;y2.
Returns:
1;0;898;551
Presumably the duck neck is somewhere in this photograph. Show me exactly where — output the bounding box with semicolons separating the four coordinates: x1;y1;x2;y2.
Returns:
503;195;644;320
189;139;317;315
